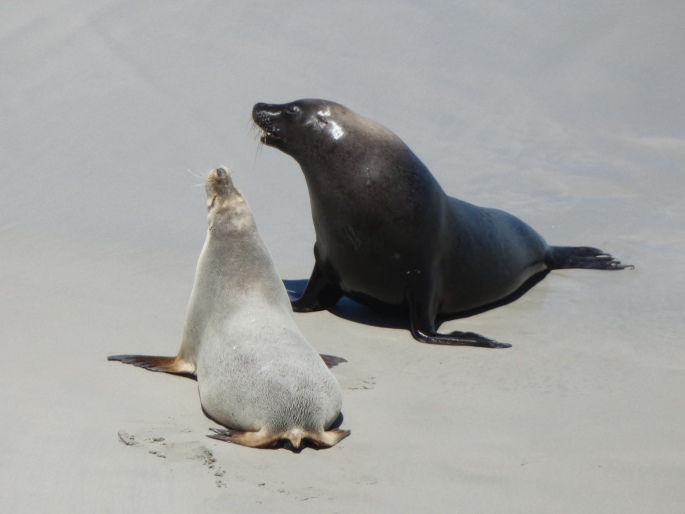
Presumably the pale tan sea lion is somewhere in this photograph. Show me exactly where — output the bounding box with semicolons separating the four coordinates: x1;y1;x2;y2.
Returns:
109;167;349;450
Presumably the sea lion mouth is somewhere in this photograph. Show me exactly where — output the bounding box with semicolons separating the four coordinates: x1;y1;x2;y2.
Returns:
252;104;285;147
253;119;283;146
259;127;283;146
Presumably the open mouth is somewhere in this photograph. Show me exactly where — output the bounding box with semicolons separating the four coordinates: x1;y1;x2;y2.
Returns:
259;127;282;146
252;112;283;146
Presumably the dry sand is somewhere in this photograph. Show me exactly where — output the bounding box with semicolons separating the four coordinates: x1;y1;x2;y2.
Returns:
1;1;684;512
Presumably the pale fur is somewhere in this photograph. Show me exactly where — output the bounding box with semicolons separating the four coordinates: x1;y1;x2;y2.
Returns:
110;167;348;449
185;169;344;438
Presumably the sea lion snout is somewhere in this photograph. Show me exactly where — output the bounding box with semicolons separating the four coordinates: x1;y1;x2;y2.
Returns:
252;103;288;147
252;102;281;126
208;166;231;185
206;167;236;200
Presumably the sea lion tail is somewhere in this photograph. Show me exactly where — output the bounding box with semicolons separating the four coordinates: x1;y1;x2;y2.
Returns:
107;354;195;375
545;246;634;270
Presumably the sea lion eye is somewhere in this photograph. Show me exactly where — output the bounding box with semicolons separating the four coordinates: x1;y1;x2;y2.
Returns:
286;105;300;115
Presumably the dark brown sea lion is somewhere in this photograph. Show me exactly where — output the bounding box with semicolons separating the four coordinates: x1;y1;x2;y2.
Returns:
253;100;631;348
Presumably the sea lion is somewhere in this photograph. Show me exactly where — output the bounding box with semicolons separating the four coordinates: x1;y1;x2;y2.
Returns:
109;167;349;450
252;99;632;349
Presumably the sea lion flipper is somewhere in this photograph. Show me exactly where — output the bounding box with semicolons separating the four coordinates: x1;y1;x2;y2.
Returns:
319;354;347;368
443;330;511;349
407;289;510;348
545;246;634;270
207;427;350;450
206;429;288;449
207;428;246;444
107;354;196;375
308;429;351;448
411;327;511;349
291;262;343;312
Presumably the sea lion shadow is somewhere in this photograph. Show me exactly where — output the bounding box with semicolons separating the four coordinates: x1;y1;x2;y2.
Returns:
284;271;549;331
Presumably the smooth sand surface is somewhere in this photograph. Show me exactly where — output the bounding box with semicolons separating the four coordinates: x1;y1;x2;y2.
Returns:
2;1;684;512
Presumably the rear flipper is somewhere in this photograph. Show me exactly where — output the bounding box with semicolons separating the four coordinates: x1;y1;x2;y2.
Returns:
545;246;634;270
108;354;196;376
207;427;350;450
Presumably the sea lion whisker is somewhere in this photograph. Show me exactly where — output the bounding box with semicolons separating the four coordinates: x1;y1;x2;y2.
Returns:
186;168;206;187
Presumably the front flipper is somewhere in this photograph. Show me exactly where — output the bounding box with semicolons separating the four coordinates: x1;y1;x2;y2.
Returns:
291;262;343;312
108;354;196;375
410;325;511;348
319;354;347;368
406;285;511;349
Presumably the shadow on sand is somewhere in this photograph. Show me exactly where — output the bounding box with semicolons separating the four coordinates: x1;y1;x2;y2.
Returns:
284;270;550;332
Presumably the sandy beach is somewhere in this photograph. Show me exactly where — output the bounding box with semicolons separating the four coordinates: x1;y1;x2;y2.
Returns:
1;1;684;512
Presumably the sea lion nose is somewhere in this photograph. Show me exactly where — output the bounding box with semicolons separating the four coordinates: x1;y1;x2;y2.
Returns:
253;102;281;120
216;167;227;177
252;103;268;117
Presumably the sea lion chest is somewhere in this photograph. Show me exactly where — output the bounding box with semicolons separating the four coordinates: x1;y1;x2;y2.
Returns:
303;154;446;307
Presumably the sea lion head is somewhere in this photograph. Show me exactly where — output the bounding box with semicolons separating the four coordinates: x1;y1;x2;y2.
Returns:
252;99;405;173
205;167;254;235
252;99;362;161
